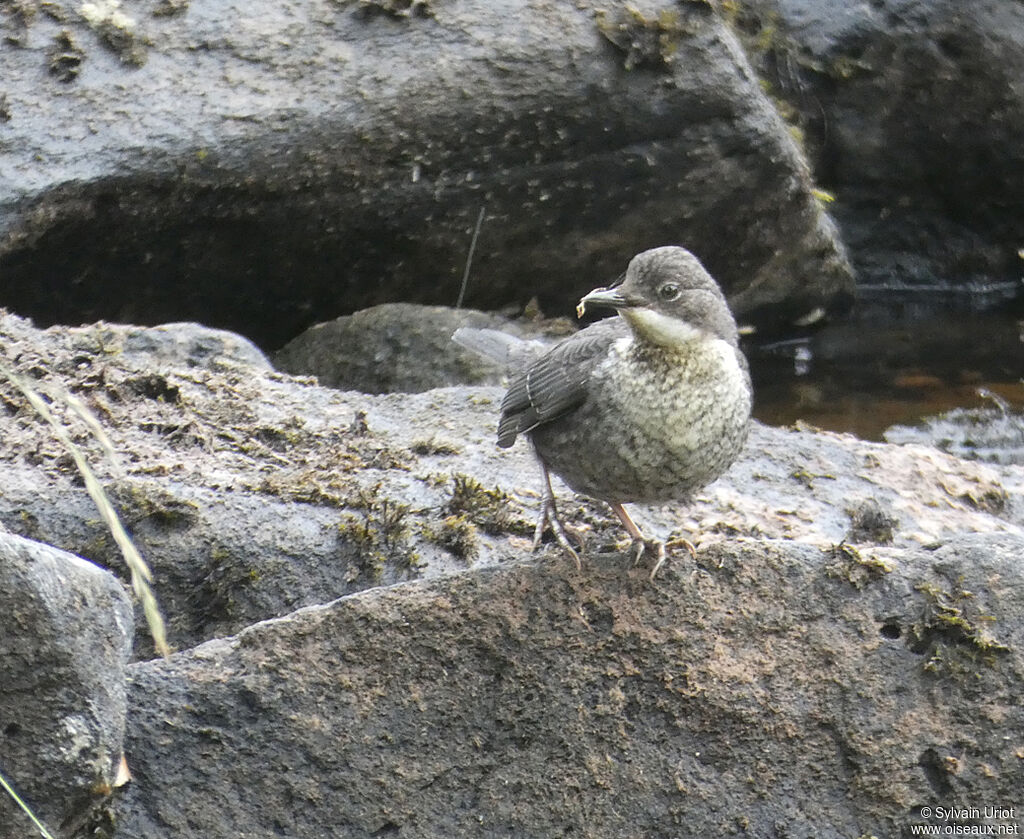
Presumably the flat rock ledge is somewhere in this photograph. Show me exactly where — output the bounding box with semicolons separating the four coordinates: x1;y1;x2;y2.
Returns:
118;534;1024;838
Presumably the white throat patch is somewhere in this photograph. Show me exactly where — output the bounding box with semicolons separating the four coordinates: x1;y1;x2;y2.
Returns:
622;308;703;348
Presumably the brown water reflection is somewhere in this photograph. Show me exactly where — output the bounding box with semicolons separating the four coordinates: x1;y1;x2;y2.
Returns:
747;310;1024;441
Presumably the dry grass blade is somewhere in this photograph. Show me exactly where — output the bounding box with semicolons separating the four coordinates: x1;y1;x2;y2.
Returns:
0;768;57;839
56;387;121;468
0;361;170;657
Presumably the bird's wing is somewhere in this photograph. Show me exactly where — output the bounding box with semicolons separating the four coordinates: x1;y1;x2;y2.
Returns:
497;319;623;448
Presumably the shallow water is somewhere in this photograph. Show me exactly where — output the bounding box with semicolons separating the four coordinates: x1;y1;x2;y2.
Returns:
747;301;1024;442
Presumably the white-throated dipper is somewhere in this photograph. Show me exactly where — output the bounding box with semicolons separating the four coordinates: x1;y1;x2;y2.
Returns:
454;245;752;578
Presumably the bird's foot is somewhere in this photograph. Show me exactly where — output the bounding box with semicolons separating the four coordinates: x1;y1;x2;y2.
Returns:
609;501;670;580
532;472;581;570
629;538;668;580
665;536;698;560
619;535;697;580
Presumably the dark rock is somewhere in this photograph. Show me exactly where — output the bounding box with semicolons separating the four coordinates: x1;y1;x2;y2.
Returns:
114;322;272;372
0;532;133;836
105;533;1024;838
729;0;1024;299
0;312;270;373
0;0;851;348
272;303;569;393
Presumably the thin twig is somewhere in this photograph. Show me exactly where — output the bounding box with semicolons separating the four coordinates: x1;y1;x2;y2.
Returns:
455;205;486;309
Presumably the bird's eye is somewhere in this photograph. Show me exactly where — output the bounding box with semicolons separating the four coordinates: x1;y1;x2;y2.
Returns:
658;282;681;301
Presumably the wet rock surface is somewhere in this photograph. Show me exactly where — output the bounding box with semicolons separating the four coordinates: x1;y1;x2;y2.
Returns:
0;309;1021;835
0;533;133;835
729;0;1024;296
0;0;851;347
886;399;1024;467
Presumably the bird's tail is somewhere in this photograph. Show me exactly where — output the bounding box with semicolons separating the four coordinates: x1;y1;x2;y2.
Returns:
452;327;547;372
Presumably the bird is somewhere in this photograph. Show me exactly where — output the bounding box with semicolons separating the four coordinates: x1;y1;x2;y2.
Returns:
453;245;752;578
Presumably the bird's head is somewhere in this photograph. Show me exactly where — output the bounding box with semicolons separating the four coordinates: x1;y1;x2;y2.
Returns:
577;246;738;349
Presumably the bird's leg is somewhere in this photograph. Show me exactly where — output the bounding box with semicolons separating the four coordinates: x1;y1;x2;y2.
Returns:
533;459;581;570
608;502;667;580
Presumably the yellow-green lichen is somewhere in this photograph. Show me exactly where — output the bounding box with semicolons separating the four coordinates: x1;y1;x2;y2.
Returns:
256;471;352;508
339;489;422;581
447;473;531;537
824;542;892;589
422;514;480;563
48;29;85;82
910;580;1010;676
789;468;835;489
595;6;693;72
410;437;462;456
152;0;188;16
80;0;148;66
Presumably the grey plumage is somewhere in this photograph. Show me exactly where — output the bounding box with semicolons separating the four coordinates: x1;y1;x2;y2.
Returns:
455;245;752;575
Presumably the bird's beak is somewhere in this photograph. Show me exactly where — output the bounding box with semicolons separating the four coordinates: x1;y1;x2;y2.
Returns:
576;286;638;319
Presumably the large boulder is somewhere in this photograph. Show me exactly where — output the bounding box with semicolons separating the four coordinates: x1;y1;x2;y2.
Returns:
110;533;1024;837
0;532;134;836
0;0;851;347
728;0;1024;298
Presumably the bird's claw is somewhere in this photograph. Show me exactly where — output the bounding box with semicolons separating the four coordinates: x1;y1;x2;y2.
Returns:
665;536;697;560
627;536;698;579
630;538;668;580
